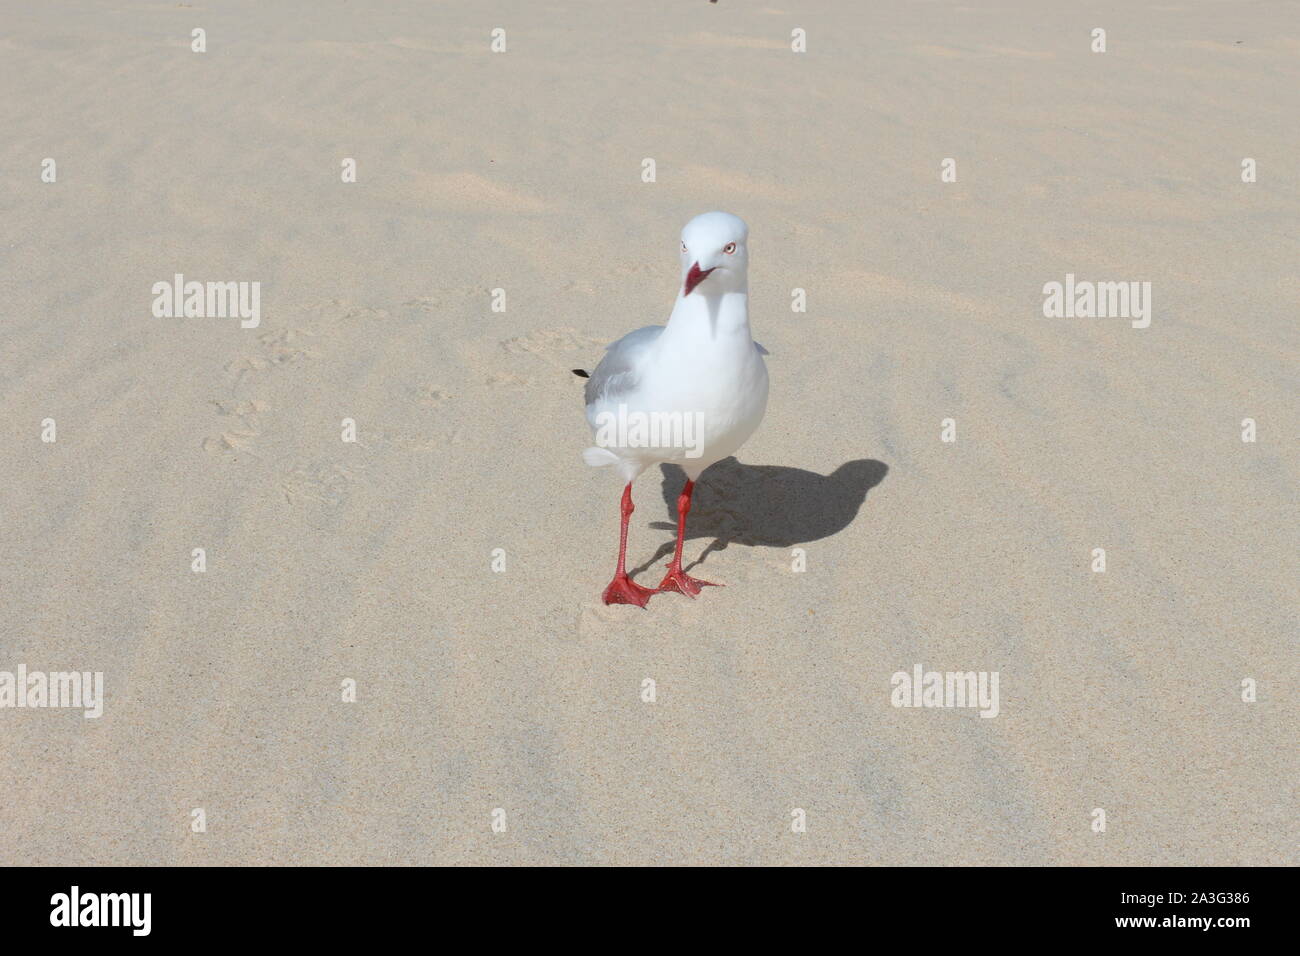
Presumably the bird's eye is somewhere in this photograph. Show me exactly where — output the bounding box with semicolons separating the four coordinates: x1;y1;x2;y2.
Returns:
681;241;688;253
723;242;737;254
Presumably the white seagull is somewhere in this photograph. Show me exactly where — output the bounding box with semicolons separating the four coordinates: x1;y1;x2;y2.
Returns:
577;211;769;607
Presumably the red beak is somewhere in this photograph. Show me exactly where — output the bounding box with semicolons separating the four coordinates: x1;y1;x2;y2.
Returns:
684;262;715;296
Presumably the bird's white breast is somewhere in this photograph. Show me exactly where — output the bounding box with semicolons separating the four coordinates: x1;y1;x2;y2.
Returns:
634;300;768;471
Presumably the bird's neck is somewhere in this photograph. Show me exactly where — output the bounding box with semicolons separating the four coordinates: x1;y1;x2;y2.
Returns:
662;288;752;351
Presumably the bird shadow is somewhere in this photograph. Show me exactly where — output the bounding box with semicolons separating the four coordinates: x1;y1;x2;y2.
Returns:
630;457;889;576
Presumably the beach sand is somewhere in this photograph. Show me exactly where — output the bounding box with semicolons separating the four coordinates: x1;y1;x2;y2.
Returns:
1;0;1295;865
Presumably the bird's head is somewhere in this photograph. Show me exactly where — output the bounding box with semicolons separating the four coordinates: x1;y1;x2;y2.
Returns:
679;211;749;297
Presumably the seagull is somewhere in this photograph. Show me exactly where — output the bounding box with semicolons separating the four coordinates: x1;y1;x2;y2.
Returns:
576;211;769;607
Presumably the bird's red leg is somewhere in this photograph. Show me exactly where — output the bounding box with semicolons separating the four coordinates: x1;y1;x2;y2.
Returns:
601;482;658;607
658;480;720;596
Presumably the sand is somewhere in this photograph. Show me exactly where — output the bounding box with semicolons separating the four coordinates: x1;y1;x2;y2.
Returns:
0;1;1295;866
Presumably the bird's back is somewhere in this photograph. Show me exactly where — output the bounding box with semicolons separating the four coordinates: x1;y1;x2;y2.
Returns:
583;325;664;410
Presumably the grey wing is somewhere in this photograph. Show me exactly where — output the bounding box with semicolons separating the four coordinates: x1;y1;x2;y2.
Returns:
754;341;769;355
584;325;664;408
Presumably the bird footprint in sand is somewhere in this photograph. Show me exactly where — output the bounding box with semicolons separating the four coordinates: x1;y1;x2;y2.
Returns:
281;462;360;507
203;399;268;456
501;327;603;356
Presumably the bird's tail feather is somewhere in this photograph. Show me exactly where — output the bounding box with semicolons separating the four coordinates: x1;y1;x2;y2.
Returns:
582;446;620;468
